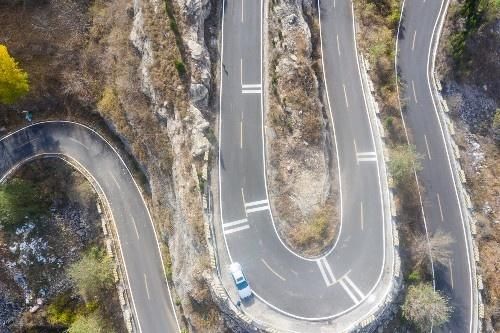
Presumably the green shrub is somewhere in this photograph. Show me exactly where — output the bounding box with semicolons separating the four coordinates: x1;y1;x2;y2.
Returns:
0;178;49;228
174;60;186;76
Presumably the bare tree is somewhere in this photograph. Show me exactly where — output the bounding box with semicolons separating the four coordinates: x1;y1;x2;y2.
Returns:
413;230;454;268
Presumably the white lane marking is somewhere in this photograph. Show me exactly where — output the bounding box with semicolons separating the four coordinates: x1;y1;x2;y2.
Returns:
437;193;444;222
333;0;336;8
13;137;41;150
448;259;454;289
339;279;359;304
240;121;243;149
69;137;89;150
261;258;286;281
241;0;244;23
110;172;121;190
412;80;418;104
144;274;150;300
317;258;336;287
242;83;262;89
356;151;377;163
246;205;269;213
245;199;269;207
223;218;248;228
353;139;358;165
343;83;349;108
224;224;250;235
412;30;417;50
242;89;262;94
336;34;341;56
131;216;140;239
424;134;432;160
241;188;248;217
240;58;243;86
344;276;365;300
322;257;336;284
360;201;364;231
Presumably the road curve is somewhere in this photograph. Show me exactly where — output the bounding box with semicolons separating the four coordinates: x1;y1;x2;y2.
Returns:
396;1;478;332
0;121;180;333
218;0;393;321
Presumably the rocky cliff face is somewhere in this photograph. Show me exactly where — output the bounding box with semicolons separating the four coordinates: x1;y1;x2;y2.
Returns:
129;0;222;330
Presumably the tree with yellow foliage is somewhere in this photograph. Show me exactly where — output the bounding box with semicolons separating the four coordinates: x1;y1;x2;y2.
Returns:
0;44;29;104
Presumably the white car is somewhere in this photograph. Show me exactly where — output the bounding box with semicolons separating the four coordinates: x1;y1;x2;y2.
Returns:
230;262;252;299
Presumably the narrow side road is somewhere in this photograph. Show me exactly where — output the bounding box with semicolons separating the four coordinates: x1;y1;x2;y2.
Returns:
0;121;180;333
397;1;478;332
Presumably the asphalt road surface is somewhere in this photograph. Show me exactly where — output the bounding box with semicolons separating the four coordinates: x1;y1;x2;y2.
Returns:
0;122;179;333
218;0;392;320
397;0;478;332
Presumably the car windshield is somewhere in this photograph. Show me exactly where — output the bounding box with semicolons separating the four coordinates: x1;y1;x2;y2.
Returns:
236;278;248;290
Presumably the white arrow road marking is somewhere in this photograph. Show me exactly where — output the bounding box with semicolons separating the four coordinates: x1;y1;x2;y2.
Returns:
317;257;336;287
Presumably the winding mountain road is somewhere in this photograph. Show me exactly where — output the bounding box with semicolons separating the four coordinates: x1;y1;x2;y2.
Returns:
0;122;180;333
218;0;393;323
396;0;478;331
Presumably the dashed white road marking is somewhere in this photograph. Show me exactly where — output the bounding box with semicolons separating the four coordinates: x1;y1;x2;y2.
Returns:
343;83;349;108
412;30;417;50
448;259;454;289
69;137;89;150
356;151;377;163
412;80;418;104
110;172;121;190
336;34;341;56
241;0;244;23
360;201;364;231
131;216;140;239
317;257;336;287
437;193;444;222
261;258;286;281
245;199;268;208
144;274;150;300
224;224;250;235
424;134;432;160
339;279;359;304
240;121;243;149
